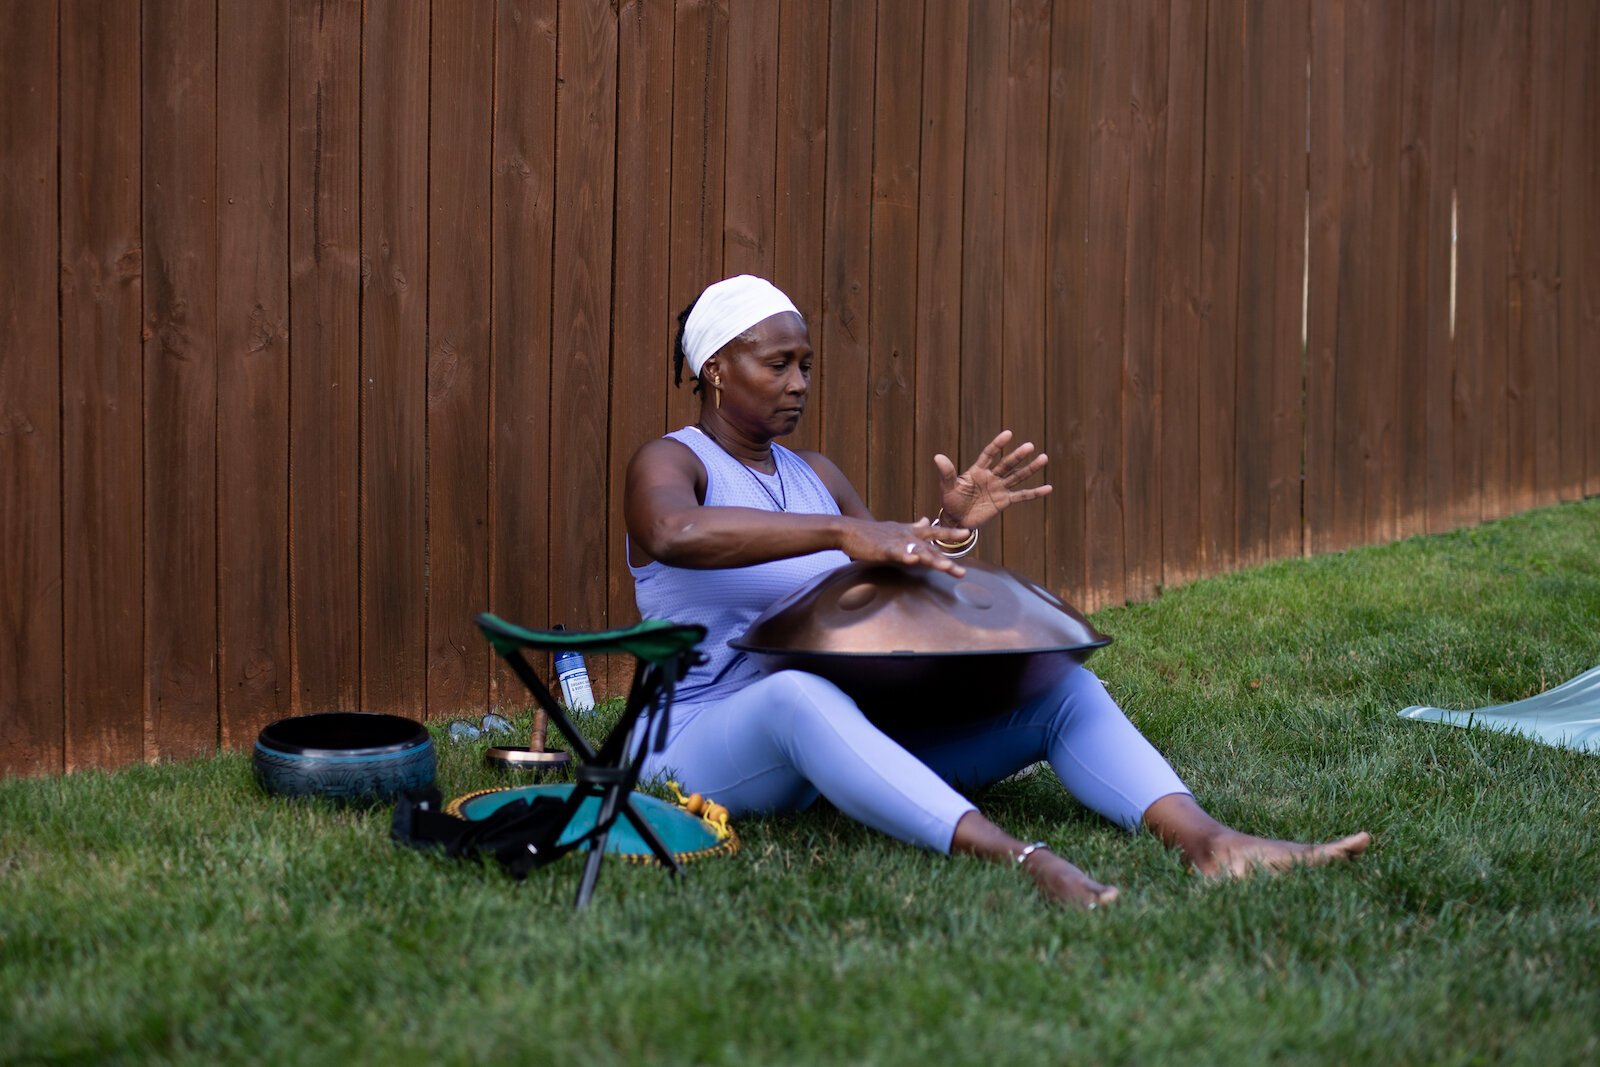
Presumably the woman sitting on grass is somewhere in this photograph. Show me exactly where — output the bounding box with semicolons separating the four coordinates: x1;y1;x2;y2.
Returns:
624;275;1369;908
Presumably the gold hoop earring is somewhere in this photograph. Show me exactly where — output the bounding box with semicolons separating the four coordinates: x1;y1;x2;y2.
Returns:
713;381;721;409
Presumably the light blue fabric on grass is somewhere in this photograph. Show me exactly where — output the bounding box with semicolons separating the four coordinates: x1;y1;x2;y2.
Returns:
1398;664;1600;754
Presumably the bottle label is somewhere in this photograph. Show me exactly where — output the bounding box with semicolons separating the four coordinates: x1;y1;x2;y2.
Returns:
557;664;595;712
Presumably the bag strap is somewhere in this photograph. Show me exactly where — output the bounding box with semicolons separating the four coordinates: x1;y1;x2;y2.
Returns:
391;787;594;878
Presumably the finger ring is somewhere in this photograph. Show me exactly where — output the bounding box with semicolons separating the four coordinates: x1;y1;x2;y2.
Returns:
1087;901;1098;911
905;542;919;554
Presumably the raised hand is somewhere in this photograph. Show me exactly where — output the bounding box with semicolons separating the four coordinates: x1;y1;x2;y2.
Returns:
933;429;1052;529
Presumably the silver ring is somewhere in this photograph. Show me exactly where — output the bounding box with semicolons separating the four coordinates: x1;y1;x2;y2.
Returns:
905;542;919;554
1087;901;1098;911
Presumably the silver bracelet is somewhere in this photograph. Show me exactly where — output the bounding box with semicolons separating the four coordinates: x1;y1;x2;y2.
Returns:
931;510;980;558
937;530;979;558
1014;840;1051;866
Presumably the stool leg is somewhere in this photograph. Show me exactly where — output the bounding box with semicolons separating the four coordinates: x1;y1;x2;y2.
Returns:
573;782;625;909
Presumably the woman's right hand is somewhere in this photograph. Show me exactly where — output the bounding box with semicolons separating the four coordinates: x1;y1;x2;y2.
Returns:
838;516;970;577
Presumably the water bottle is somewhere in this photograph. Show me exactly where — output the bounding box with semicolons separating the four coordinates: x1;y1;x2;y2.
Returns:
551;625;595;713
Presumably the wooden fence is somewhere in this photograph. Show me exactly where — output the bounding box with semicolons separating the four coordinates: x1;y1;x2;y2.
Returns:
2;0;1596;775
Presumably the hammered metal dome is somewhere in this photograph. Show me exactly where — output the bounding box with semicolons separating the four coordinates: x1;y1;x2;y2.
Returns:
730;559;1109;726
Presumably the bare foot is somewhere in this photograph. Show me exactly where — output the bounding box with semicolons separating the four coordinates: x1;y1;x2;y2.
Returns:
948;810;1117;910
1142;793;1370;880
1188;828;1371;879
1022;850;1120;910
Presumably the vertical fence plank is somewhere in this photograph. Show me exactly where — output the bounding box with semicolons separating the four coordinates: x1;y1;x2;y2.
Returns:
1561;0;1599;499
426;0;495;717
962;0;1008;550
724;0;778;280
1581;3;1600;498
548;0;617;635
913;0;968;517
1306;0;1346;553
606;0;674;692
820;0;873;492
1041;0;1088;600
1454;0;1518;527
667;0;728;433
490;0;558;703
1484;0;1524;523
1512;0;1566;510
0;0;61;775
218;0;291;747
1198;0;1244;570
1119;0;1168;602
1234;0;1307;567
1411;0;1463;534
867;0;923;522
1344;0;1404;547
1000;0;1051;584
143;0;218;759
1081;0;1131;609
61;0;144;770
1157;0;1205;583
361;2;430;715
289;0;362;712
773;0;829;456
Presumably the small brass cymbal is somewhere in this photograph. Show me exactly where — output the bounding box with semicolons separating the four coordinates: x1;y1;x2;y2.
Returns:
485;746;571;772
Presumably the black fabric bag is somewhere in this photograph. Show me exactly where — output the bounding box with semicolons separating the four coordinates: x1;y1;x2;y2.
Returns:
391;786;584;879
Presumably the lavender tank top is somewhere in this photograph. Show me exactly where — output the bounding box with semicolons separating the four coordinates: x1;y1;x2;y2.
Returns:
630;426;850;712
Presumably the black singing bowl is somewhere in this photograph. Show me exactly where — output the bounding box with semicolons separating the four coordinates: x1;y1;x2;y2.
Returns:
730;558;1111;727
254;712;436;804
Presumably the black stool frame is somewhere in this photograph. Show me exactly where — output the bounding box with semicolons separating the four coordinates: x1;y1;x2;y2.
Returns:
475;614;706;908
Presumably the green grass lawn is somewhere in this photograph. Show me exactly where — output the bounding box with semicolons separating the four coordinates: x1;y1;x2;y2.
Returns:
4;501;1598;1065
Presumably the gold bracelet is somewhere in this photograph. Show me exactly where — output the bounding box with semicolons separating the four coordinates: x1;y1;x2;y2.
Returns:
930;509;979;557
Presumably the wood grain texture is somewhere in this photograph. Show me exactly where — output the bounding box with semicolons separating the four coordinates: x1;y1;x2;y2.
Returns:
1332;0;1404;549
60;0;145;770
1081;0;1132;609
0;0;62;775
1041;0;1089;601
426;0;495;718
1560;0;1600;498
143;0;219;759
724;0;778;280
866;0;923;522
548;0;618;636
1509;0;1566;509
1233;0;1306;567
606;0;674;695
1197;0;1243;570
1157;0;1206;584
1305;0;1346;553
19;2;1594;764
820;0;874;494
1000;0;1050;585
361;2;430;715
1118;0;1169;602
667;0;728;434
1405;0;1464;534
288;0;362;712
913;0;968;520
773;0;830;456
1454;0;1518;527
490;0;558;704
218;0;292;747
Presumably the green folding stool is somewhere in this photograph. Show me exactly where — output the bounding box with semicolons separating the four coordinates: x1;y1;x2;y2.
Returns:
472;614;707;908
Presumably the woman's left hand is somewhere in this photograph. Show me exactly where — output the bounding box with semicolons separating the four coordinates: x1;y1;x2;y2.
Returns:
933;429;1052;529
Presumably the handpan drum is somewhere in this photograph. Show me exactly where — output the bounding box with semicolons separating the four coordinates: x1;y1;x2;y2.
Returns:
730;559;1110;727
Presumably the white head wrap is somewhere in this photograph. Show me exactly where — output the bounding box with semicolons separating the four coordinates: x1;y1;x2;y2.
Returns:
681;275;802;377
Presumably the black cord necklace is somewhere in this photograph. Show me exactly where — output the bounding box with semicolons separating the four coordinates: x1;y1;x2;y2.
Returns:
694;423;788;512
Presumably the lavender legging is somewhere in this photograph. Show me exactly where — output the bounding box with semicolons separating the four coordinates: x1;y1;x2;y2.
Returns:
641;666;1190;853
